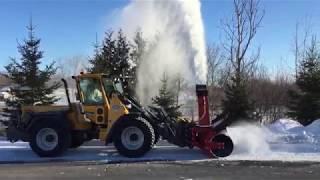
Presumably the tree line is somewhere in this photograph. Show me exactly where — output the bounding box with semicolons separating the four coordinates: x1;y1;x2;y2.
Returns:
2;19;182;118
206;0;320;126
3;0;320;126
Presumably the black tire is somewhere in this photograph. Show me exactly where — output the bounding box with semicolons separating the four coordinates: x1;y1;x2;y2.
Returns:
113;117;155;158
211;134;234;158
153;129;160;146
29;120;71;157
70;133;84;148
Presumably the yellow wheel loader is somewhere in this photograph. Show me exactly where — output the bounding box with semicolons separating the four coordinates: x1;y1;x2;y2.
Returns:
5;72;234;158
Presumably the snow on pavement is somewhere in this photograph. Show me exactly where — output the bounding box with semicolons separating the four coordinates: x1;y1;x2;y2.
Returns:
1;119;320;164
1;139;320;164
0;140;210;163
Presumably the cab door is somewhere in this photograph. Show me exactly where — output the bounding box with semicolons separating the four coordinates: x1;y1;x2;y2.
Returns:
77;78;106;125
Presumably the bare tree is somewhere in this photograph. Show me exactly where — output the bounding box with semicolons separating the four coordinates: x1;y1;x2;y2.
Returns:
56;56;88;78
206;44;228;116
248;64;294;123
292;20;313;78
221;0;264;81
206;44;224;86
55;56;88;99
0;74;11;87
220;0;264;121
171;73;188;106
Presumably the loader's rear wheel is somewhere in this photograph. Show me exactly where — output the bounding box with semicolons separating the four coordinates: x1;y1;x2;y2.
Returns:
211;134;233;158
29;120;71;157
113;117;155;158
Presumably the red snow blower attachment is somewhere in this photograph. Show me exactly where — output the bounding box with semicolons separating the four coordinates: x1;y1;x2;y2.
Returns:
190;85;234;157
148;84;234;158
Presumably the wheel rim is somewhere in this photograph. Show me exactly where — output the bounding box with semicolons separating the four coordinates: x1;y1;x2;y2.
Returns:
36;128;58;151
121;126;144;150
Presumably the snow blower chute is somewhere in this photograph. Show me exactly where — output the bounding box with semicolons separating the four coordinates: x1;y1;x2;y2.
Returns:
192;84;234;157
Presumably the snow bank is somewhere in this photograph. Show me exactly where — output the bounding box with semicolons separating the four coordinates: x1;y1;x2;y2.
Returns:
267;119;303;133
305;119;320;135
226;118;320;160
265;119;320;144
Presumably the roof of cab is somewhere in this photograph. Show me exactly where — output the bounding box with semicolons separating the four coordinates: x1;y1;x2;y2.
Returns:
72;73;106;79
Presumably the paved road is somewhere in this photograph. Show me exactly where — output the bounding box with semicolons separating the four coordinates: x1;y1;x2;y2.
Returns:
0;160;319;180
0;139;212;163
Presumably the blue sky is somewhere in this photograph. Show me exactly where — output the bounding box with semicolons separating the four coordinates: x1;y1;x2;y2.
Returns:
1;0;320;74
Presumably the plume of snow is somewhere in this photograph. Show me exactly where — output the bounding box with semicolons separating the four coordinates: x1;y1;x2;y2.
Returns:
227;123;271;155
117;0;207;104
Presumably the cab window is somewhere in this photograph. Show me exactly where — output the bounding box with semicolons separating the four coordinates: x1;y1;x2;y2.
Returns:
102;78;116;97
79;78;104;105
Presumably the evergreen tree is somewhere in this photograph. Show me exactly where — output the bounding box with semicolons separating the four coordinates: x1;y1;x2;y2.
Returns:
88;31;114;74
152;74;182;119
115;30;132;94
287;38;320;126
88;33;105;73
130;31;146;95
88;30;133;95
222;74;252;121
5;20;60;106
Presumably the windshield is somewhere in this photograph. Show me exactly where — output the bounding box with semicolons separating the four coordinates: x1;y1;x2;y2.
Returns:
102;78;123;95
79;78;103;105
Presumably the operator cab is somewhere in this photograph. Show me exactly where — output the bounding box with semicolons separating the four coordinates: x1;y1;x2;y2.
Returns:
72;73;128;126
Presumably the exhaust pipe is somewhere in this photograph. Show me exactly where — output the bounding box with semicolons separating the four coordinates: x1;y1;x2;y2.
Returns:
61;79;72;110
196;84;210;126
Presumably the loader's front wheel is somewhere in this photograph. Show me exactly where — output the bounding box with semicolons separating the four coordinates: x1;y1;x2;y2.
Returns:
29;120;71;157
113;117;154;158
70;133;84;148
153;129;160;146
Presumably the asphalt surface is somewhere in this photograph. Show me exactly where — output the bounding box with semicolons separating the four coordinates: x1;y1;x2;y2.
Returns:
1;102;320;179
0;160;319;180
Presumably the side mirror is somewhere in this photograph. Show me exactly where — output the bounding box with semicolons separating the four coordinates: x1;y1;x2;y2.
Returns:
79;102;85;114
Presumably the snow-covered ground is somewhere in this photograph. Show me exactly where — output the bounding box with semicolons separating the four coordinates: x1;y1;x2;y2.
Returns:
225;119;320;162
1;139;320;164
1;117;320;164
0;140;209;164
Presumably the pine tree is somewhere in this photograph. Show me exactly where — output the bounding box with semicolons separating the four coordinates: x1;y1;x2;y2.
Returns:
152;74;182;119
88;31;115;74
5;20;60;106
130;31;146;95
88;33;105;73
287;38;320;126
222;75;252;121
115;30;132;95
88;30;134;96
